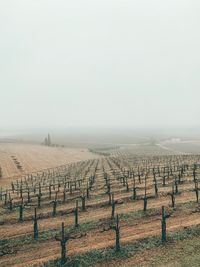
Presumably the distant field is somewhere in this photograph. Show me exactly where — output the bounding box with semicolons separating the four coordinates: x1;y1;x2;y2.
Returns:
1;140;199;189
0;143;98;187
162;141;200;154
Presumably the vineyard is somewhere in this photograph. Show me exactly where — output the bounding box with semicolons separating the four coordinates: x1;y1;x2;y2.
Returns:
1;0;199;265
1;148;200;266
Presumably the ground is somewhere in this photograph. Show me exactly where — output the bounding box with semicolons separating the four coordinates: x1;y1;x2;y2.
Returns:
0;142;98;188
1;142;200;267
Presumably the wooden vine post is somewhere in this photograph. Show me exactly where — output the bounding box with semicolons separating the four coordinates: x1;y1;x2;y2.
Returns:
161;206;170;243
33;208;39;240
74;200;79;227
110;214;121;252
55;222;68;264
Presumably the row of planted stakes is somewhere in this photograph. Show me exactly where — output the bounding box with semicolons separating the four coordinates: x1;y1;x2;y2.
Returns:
10;155;23;171
1;154;200;263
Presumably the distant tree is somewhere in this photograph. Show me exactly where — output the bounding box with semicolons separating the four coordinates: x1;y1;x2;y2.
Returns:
47;134;51;146
43;134;52;146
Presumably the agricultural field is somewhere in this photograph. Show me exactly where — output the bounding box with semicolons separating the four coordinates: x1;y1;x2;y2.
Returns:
1;0;199;266
1;144;200;266
0;143;99;188
159;140;200;155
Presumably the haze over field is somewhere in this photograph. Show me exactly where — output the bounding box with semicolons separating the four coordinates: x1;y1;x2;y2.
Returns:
0;0;200;139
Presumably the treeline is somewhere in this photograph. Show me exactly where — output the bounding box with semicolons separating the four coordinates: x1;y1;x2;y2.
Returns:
42;134;65;148
89;146;119;156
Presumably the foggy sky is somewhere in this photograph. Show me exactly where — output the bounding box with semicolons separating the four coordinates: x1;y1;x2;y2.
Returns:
0;0;200;131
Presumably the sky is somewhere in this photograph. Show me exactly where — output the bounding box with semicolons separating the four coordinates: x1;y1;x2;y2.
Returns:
0;0;200;131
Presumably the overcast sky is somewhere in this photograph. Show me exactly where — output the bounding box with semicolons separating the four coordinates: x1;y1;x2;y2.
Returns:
0;0;200;131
